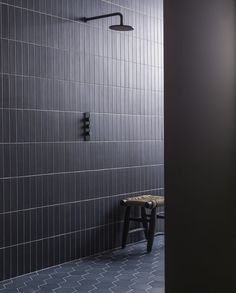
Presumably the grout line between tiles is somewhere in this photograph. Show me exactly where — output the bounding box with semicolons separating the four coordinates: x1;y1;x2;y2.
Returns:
0;163;164;181
0;106;164;117
0;221;124;250
0;187;164;215
0;72;164;93
0;140;164;145
0;36;163;68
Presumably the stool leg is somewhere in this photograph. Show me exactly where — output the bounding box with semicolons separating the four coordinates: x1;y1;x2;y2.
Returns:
147;207;156;253
141;207;148;239
122;206;131;248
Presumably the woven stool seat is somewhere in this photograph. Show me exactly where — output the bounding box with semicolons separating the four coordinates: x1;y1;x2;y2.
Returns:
121;195;164;209
120;194;165;252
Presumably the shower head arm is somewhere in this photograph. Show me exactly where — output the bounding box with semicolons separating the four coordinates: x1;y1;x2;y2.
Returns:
83;12;124;25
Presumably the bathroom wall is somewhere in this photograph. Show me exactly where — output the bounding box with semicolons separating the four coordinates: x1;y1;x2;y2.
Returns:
0;0;164;280
164;0;236;292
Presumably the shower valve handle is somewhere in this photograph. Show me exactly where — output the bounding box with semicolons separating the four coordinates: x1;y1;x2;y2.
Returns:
83;112;91;141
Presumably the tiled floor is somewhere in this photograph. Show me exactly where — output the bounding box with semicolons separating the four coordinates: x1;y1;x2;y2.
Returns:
0;237;164;293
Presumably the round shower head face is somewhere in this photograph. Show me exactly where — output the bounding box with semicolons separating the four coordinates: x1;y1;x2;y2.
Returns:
109;24;134;31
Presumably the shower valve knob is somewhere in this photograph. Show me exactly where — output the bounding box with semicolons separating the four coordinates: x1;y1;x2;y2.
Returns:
84;112;90;121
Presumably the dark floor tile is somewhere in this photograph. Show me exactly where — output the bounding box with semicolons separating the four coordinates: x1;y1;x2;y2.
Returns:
0;237;164;293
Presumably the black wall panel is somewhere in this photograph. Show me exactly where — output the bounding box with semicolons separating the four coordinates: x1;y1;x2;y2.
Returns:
0;0;164;280
164;0;236;292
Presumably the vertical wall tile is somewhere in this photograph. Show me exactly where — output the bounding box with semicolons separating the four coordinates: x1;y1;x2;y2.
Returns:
0;0;164;281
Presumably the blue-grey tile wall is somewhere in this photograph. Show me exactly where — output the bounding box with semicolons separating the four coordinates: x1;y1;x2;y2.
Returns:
0;0;164;281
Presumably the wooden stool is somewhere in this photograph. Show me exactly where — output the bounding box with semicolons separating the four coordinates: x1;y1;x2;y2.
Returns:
120;195;165;253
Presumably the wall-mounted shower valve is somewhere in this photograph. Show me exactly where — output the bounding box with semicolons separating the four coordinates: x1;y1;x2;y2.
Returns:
83;112;91;141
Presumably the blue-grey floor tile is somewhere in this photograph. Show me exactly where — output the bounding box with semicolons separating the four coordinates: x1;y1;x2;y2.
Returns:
0;237;164;293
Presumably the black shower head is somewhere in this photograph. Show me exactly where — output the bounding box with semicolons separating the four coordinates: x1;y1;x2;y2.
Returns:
109;24;134;31
82;12;134;32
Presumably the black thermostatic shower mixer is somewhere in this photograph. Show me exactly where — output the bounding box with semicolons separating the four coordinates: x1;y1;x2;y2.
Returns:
83;112;91;141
